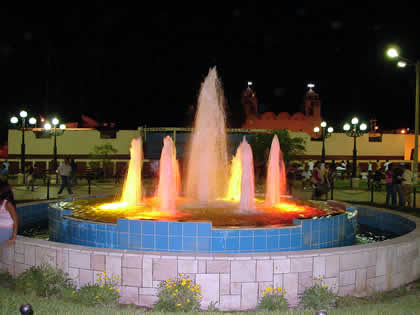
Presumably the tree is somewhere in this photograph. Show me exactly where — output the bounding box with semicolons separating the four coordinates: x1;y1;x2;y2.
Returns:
250;129;306;167
88;144;117;169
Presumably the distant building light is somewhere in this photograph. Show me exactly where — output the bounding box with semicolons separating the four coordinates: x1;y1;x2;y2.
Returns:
247;81;253;86
307;83;315;89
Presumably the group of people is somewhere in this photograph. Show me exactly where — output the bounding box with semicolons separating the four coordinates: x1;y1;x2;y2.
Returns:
384;162;413;208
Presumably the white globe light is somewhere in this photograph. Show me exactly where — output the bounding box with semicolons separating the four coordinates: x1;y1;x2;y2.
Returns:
314;127;320;133
44;123;52;131
59;124;66;130
52;118;59;125
397;61;407;68
20;110;28;118
10;116;18;124
351;117;359;125
29;117;37;125
320;121;327;127
327;127;334;133
387;48;399;58
343;124;350;131
360;123;367;131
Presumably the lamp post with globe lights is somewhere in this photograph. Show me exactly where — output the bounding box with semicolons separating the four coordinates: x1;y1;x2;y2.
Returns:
386;47;419;184
44;118;66;172
10;110;37;181
313;121;333;162
343;117;367;187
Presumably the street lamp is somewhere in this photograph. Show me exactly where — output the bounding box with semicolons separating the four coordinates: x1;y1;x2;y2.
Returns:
343;117;367;187
313;121;334;162
10;110;37;180
386;47;420;184
44;118;66;171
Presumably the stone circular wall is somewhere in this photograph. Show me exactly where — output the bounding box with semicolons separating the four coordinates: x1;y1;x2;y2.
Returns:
1;202;419;311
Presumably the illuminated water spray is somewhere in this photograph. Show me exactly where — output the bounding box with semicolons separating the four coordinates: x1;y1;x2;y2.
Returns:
265;135;286;205
238;137;255;211
121;137;143;206
185;67;229;202
157;136;180;210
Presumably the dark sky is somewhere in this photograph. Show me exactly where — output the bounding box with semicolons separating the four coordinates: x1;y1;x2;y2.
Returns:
1;3;419;143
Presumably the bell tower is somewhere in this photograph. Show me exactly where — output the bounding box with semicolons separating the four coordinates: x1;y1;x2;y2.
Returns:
241;81;258;116
304;83;321;119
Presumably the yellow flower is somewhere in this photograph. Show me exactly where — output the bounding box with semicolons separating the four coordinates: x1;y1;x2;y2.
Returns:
175;289;178;293
173;293;177;296
109;287;113;290
114;276;120;281
262;292;266;296
186;299;190;303
179;273;183;276
323;285;328;288
72;291;76;295
177;304;181;307
42;273;46;277
100;285;104;288
266;286;272;291
116;288;120;292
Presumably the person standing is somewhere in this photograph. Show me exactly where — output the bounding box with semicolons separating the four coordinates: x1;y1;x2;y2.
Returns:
392;164;404;208
311;161;322;200
401;164;413;208
384;160;391;172
307;160;314;174
57;158;73;195
25;164;34;191
0;182;18;245
385;164;394;208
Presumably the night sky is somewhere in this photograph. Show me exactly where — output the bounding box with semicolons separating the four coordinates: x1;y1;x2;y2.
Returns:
1;3;419;143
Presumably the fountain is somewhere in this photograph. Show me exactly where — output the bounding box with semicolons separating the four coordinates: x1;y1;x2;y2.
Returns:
7;67;420;312
48;67;355;253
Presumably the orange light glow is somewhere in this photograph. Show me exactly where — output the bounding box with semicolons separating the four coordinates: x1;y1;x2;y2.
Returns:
401;129;406;134
272;202;309;213
226;154;242;201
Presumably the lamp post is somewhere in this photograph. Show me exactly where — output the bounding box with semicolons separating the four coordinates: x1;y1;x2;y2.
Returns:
10;110;37;182
44;118;66;171
386;47;419;185
343;117;367;187
313;121;333;162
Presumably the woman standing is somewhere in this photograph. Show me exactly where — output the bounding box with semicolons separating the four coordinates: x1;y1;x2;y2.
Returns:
0;182;18;245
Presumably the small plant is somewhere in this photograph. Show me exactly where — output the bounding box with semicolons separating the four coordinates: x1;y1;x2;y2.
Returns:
298;277;338;310
69;270;120;307
154;273;202;312
0;270;13;288
207;301;219;312
15;263;74;297
257;286;289;311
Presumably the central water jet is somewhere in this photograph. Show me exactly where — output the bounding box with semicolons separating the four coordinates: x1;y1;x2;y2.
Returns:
185;67;229;203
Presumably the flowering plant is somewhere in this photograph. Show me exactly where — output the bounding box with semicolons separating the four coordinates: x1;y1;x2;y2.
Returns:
154;273;202;312
70;270;120;307
298;276;337;310
257;286;289;311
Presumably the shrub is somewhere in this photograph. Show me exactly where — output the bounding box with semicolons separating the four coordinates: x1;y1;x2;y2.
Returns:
15;263;74;297
69;270;120;308
154;273;201;312
298;277;338;310
257;286;289;311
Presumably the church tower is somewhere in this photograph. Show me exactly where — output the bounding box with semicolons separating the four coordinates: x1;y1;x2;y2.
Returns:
303;84;321;119
241;82;258;116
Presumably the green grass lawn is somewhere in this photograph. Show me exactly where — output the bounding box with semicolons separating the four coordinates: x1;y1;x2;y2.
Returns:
1;279;420;314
